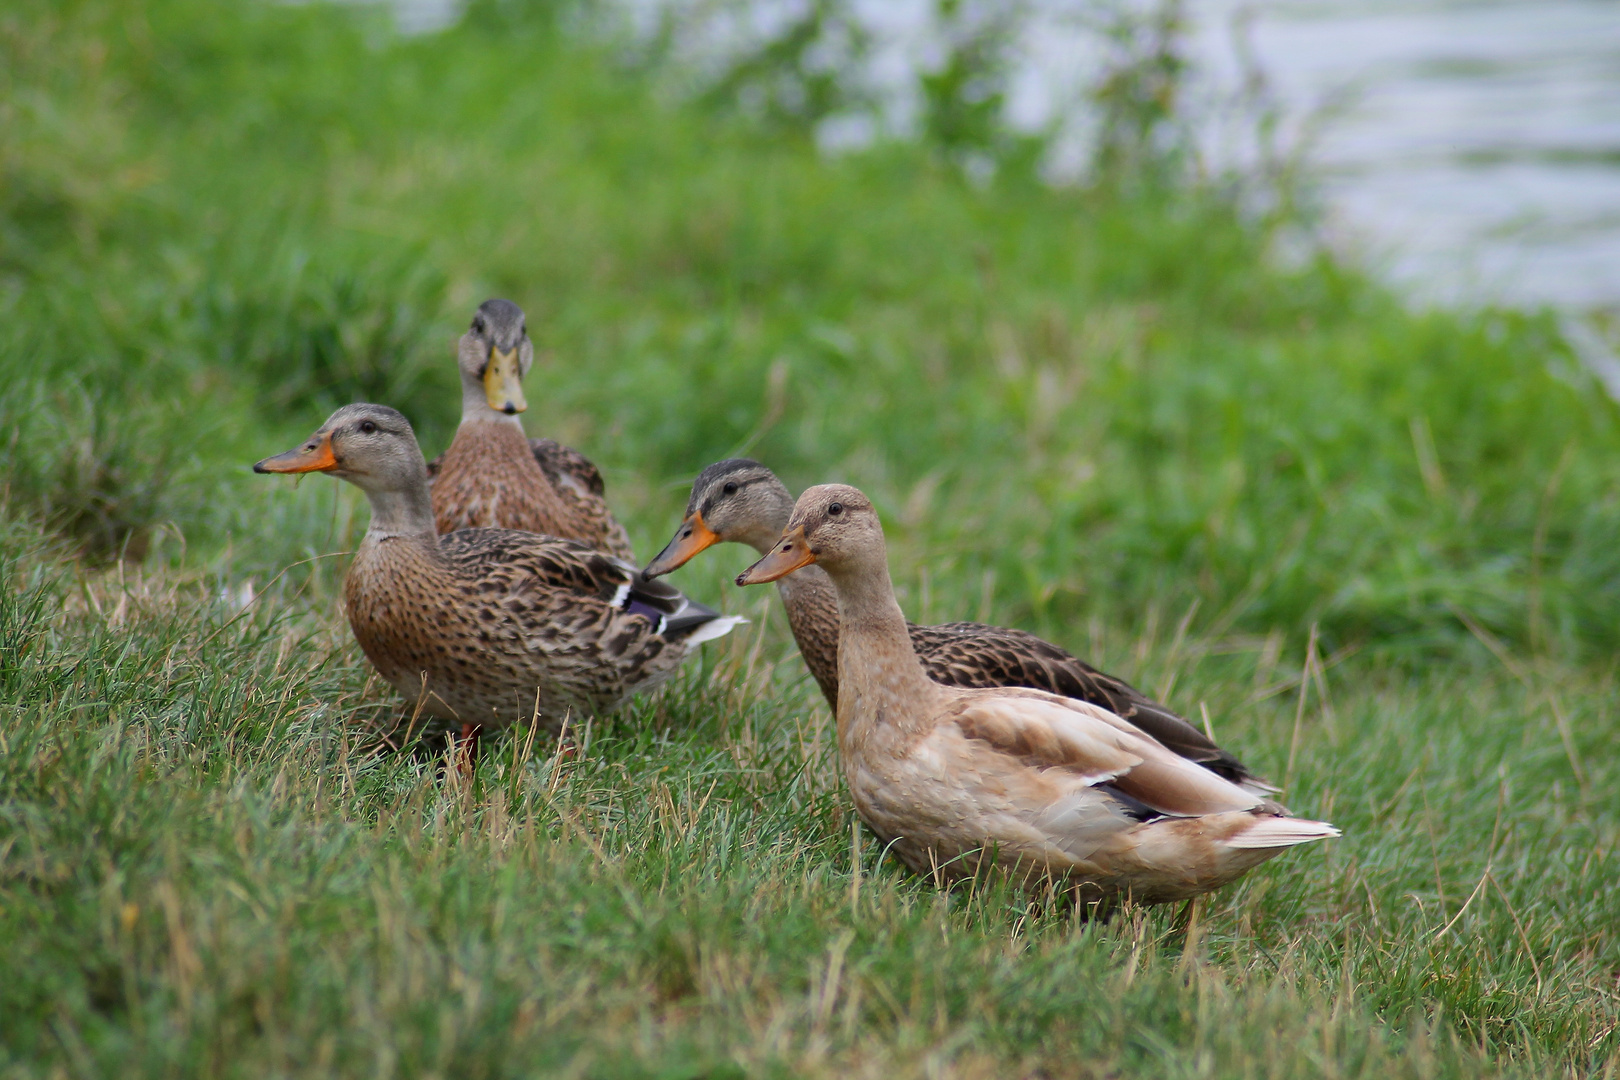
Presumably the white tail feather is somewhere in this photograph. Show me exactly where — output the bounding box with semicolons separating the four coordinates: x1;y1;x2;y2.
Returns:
1228;817;1340;850
683;615;747;647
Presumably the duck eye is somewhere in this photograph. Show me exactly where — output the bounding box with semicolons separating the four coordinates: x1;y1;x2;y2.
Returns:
722;481;738;495
359;421;377;434
828;502;844;516
472;317;486;334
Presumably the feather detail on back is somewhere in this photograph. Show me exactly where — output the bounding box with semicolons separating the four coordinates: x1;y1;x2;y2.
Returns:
917;622;1257;787
529;438;636;558
428;425;635;560
947;691;1264;817
345;528;737;733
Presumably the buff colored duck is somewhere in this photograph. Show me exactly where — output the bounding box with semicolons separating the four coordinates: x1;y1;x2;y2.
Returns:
427;299;635;560
645;459;1263;790
737;484;1337;904
256;404;739;737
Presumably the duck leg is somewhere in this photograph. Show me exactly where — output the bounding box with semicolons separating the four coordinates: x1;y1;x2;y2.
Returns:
455;722;482;777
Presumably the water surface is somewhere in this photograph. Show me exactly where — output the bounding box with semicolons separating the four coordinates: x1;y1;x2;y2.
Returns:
395;0;1620;311
1187;0;1620;310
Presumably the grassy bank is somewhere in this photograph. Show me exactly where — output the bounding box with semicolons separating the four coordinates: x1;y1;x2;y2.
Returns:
1;0;1617;1076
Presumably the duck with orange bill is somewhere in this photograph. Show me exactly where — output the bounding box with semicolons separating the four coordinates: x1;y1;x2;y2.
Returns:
255;403;741;741
736;483;1338;905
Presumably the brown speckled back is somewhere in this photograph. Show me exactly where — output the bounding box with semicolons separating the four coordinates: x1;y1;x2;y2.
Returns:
345;528;709;733
430;423;634;560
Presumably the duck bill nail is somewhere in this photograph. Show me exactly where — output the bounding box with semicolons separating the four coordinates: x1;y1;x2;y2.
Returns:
736;531;814;586
643;513;719;578
254;432;338;474
484;347;527;414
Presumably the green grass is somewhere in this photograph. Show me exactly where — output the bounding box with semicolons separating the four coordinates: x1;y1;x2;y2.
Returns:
2;0;1618;1075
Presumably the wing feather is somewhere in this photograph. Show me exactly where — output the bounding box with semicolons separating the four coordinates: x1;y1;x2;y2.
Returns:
916;621;1258;786
435;529;736;642
529;438;607;497
949;691;1263;818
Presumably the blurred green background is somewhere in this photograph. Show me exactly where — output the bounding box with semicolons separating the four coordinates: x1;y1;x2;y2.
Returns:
5;0;1617;658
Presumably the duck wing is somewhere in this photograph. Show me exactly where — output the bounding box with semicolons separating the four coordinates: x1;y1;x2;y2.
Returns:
916;621;1264;790
947;690;1265;819
425;438;608;493
936;690;1336;882
528;438;606;497
531;438;636;561
437;529;739;643
423;438;609;499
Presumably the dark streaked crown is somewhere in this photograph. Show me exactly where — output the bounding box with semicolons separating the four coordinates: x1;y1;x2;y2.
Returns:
470;298;527;349
688;458;774;515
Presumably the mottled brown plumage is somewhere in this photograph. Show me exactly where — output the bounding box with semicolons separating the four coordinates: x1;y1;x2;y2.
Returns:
256;404;740;734
735;485;1338;904
644;459;1262;790
427;299;634;559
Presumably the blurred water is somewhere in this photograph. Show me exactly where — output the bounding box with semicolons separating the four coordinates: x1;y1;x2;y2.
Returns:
395;0;1620;311
1186;0;1620;311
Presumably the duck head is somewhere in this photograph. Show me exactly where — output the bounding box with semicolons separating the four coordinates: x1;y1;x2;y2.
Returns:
736;483;884;586
458;298;533;417
254;403;427;495
642;459;796;579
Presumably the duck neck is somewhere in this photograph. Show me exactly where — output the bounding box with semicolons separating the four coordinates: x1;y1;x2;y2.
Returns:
773;563;842;705
775;563;840;631
824;556;938;725
736;478;842;702
360;476;437;541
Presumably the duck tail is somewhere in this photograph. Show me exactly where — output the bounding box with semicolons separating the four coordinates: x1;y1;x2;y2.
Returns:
660;594;747;642
1227;815;1341;850
680;614;747;645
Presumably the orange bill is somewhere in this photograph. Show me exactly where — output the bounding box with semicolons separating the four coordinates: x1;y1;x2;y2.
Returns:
254;431;338;474
735;526;816;586
642;512;720;579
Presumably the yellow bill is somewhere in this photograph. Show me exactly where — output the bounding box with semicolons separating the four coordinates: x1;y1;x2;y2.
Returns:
484;347;527;414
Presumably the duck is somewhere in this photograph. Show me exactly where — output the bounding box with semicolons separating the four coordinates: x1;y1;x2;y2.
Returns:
736;484;1337;904
645;458;1263;791
255;404;741;738
426;298;636;560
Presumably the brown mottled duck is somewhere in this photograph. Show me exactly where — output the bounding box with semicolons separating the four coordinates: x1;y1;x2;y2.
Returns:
737;484;1338;904
255;404;740;738
644;458;1265;792
427;298;635;560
